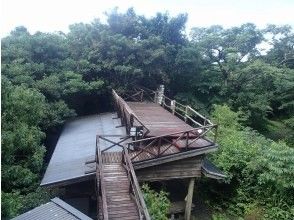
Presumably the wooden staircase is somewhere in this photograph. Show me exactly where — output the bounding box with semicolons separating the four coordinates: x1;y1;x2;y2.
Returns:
96;138;150;220
103;162;140;220
94;88;219;219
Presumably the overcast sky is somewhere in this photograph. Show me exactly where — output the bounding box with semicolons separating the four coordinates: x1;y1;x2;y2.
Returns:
1;0;294;37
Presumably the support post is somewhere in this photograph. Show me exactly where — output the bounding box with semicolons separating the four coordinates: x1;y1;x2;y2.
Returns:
185;178;195;220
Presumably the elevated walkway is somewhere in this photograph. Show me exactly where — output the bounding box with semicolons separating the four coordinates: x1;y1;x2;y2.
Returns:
96;136;150;220
42;86;223;220
101;160;140;219
111;89;219;168
127;102;193;136
95;88;222;219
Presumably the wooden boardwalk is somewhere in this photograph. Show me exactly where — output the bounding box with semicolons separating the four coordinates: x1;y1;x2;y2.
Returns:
127;102;193;137
103;160;140;220
97;146;150;220
95;89;219;219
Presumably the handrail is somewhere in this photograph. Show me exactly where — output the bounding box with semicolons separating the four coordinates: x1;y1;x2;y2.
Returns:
112;90;150;137
112;87;218;162
137;86;212;126
127;125;218;162
96;136;109;220
126;125;216;145
122;146;151;220
96;134;151;219
114;87;214;130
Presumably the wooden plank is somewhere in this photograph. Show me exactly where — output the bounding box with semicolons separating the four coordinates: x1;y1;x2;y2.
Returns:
97;155;141;220
133;145;218;169
136;156;203;181
127;102;193;137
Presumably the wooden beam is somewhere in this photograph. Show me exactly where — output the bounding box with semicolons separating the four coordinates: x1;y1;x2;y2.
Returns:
133;145;217;170
185;178;195;220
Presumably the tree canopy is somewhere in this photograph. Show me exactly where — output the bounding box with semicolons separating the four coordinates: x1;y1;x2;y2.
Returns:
1;8;294;219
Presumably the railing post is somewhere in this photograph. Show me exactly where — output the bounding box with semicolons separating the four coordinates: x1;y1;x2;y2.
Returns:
185;132;189;149
130;114;134;128
171;100;176;115
154;91;158;103
155;85;164;105
184;105;189;122
140;90;144;102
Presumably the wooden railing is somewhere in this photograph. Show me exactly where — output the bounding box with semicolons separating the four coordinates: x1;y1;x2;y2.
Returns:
126;125;218;162
114;87;217;139
96;137;108;220
161;96;215;134
113;90;150;137
96;135;151;220
122;146;151;220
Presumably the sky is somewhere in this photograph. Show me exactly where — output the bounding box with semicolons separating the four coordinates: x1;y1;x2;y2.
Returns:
1;0;294;37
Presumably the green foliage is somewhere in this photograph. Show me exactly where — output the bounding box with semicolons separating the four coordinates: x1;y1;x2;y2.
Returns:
2;7;294;219
2;188;58;220
142;184;170;220
1;79;49;219
208;105;294;219
212;213;233;220
1;191;23;219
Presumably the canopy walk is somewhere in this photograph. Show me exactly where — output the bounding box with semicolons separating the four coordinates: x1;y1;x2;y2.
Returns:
41;86;222;220
95;87;220;220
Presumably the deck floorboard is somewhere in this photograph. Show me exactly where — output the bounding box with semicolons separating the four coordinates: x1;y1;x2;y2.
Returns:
127;102;193;136
98;154;140;220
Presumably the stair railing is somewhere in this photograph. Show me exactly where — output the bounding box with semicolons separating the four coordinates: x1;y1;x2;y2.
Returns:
96;135;109;220
122;146;151;220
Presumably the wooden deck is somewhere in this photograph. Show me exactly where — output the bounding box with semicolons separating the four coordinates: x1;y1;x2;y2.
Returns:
127;102;193;137
129;138;213;162
100;136;214;165
94;89;220;219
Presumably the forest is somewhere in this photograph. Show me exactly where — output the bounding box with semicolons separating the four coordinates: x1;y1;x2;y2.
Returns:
1;8;294;220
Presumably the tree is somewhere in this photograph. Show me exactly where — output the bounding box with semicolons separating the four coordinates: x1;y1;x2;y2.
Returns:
264;25;294;69
208;105;294;219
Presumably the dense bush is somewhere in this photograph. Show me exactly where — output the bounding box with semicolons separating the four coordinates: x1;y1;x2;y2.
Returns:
142;184;171;220
209;105;294;219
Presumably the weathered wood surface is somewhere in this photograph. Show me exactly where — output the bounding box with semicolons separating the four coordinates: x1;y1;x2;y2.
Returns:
136;156;203;182
127;102;193;137
100;139;216;168
185;178;196;220
97;138;109;220
132;145;217;170
98;156;140;220
102;152;122;163
122;147;151;219
129;138;213;162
